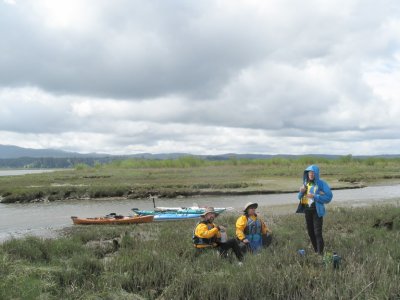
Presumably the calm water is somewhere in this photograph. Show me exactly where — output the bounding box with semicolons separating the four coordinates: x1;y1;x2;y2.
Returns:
0;169;64;176
1;184;400;242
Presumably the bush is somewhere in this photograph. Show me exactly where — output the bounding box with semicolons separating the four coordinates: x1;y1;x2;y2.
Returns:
3;237;51;262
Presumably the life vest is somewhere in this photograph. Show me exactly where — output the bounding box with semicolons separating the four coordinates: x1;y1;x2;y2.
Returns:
300;182;319;207
192;221;217;246
244;215;263;252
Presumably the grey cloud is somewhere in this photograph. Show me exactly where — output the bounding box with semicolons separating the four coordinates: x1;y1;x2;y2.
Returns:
0;90;82;133
0;1;271;99
0;0;399;155
0;0;396;103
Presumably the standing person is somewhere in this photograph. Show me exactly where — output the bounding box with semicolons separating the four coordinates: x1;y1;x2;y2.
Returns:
193;207;243;262
236;202;272;253
296;165;333;255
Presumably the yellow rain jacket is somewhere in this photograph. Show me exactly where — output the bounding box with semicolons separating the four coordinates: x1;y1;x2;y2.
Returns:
236;215;270;241
193;221;221;248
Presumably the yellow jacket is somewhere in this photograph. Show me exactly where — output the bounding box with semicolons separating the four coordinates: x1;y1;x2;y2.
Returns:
193;221;221;248
236;215;270;241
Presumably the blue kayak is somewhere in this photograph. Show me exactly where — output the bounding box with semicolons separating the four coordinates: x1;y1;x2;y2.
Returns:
132;207;226;216
153;213;202;221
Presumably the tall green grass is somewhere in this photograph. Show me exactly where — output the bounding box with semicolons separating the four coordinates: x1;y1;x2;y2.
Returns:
105;155;400;169
0;205;399;299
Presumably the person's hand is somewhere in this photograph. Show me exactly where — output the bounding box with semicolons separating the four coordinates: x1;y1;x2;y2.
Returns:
306;193;314;199
218;225;226;231
242;239;249;244
300;186;306;193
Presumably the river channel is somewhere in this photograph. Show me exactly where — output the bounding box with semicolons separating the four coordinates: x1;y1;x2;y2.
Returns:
1;184;400;242
0;169;64;177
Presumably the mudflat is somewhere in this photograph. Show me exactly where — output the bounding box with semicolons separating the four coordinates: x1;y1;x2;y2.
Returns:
1;157;399;203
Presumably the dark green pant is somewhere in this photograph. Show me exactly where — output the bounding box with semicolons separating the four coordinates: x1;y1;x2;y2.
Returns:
195;239;244;261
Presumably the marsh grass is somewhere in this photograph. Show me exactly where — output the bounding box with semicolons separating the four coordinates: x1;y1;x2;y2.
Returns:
1;205;399;299
1;157;400;203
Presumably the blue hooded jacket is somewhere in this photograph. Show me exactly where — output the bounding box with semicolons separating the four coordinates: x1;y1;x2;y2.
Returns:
296;165;333;217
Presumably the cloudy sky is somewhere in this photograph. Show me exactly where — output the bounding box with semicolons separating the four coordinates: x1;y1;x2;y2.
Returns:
1;0;399;155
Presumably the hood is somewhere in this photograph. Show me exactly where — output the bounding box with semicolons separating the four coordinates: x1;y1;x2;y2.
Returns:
303;165;320;184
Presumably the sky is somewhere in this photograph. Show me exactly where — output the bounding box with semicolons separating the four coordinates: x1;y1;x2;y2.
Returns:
1;0;399;155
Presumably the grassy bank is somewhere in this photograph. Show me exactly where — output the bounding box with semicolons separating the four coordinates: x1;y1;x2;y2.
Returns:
0;205;399;299
1;156;400;203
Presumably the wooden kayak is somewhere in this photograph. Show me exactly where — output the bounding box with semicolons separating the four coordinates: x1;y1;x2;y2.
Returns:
71;215;154;225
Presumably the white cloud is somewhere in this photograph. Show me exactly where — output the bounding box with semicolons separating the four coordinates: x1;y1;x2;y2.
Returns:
0;0;399;155
30;0;96;30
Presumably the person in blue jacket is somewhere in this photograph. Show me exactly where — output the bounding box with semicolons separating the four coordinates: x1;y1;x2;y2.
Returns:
296;165;333;254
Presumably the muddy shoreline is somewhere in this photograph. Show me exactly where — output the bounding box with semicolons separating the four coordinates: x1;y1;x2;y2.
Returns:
1;183;368;204
2;183;400;242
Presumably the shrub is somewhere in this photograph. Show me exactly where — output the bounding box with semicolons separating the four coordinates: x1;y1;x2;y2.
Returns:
3;237;51;263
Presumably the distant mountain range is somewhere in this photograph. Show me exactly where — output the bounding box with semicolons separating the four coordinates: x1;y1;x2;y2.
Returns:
0;144;193;160
0;144;338;160
0;144;107;159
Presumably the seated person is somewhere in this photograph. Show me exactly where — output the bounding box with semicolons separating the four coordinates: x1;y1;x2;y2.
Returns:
236;202;272;253
193;207;243;262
